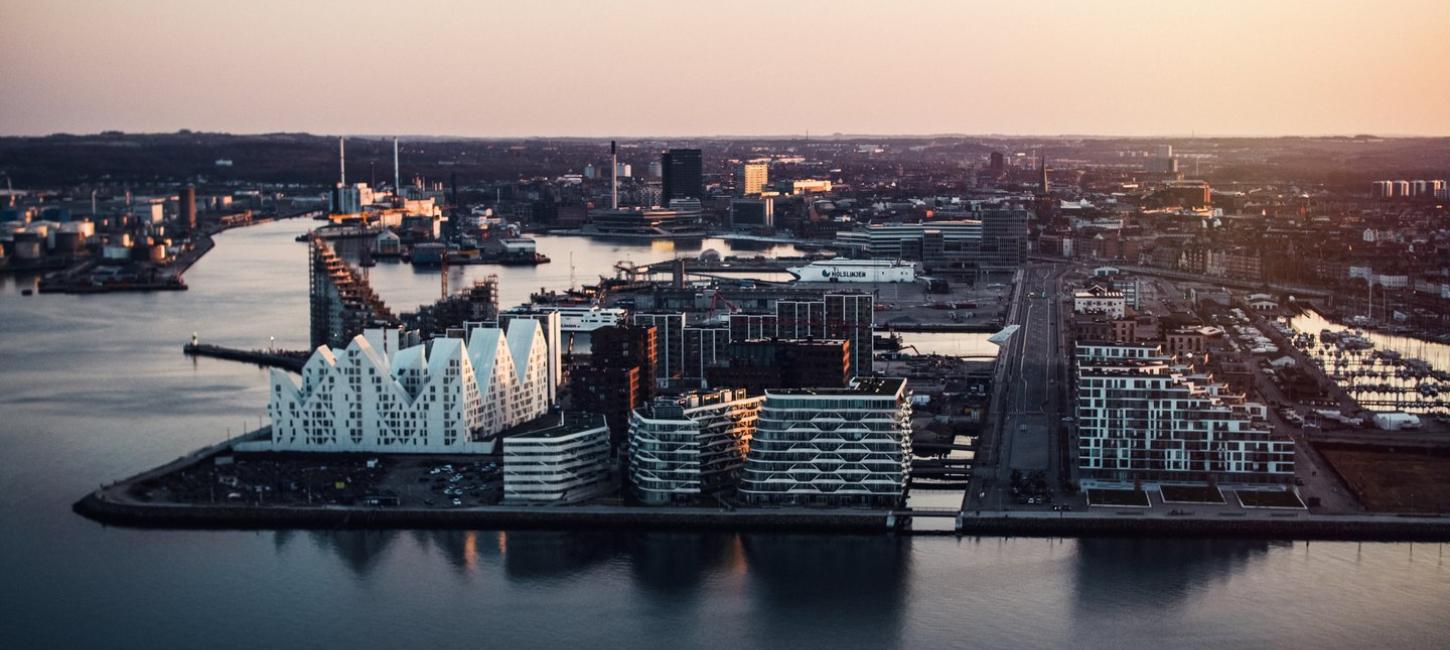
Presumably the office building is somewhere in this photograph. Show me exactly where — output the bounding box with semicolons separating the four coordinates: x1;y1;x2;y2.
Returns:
977;208;1029;269
264;323;552;455
628;389;764;505
739;161;768;195
988;151;1006;176
1074;284;1127;318
730;197;774;230
1075;343;1294;484
834;220;984;268
661;148;703;201
502;411;613;503
739;377;913;508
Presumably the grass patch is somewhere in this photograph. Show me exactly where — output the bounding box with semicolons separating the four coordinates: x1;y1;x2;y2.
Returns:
1159;484;1225;504
1319;446;1450;513
1236;490;1305;509
1087;488;1150;507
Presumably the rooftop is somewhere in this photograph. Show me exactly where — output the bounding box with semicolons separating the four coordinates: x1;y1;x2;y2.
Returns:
501;410;606;440
767;376;906;397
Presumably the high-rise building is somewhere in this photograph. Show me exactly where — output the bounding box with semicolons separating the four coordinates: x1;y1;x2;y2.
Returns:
178;184;196;232
661;148;703;201
706;338;851;394
775;300;825;339
727;313;778;342
631;312;685;387
263;323;553;455
682;326;730;384
978;209;1029;269
1075;342;1294;484
739;377;912;508
502;411;613;503
309;237;397;350
739;162;768;195
988;151;1006;176
825;293;874;377
729;197;774;230
628;389;763;505
571;324;657;440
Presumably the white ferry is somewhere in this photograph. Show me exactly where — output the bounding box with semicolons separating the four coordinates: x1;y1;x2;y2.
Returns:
532;305;628;332
789;259;918;283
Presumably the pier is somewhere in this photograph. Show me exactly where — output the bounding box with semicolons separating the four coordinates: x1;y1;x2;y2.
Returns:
183;343;308;372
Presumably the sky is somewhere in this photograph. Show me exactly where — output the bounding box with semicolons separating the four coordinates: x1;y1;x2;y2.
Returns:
2;0;1448;138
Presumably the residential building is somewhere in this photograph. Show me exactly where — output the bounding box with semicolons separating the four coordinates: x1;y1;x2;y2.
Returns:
1075;342;1293;484
502;411;612;503
739;377;913;508
739;161;768;195
706;338;851;394
628;389;764;505
632;312;685;387
264;323;552;455
570;324;656;440
825;292;874;377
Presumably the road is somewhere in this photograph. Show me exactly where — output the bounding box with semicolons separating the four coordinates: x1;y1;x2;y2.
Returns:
966;262;1070;511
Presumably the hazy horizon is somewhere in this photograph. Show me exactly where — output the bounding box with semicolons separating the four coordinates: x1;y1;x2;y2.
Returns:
3;0;1448;138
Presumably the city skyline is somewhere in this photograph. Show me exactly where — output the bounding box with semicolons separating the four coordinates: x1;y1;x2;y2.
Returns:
2;0;1449;138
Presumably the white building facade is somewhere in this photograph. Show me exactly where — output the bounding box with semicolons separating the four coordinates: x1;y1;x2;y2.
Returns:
1075;343;1294;484
1074;284;1127;318
502;413;613;503
628;389;764;505
262;322;552;454
739;378;912;508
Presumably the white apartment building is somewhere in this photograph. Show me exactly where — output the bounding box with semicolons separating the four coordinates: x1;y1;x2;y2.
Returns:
1075;342;1294;484
1074;284;1127;318
739;377;912;508
261;322;552;454
628;389;763;505
502;412;613;503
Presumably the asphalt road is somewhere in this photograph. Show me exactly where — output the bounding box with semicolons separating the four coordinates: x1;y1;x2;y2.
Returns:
967;262;1070;511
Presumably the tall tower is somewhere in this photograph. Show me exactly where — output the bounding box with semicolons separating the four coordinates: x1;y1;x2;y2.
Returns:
610;140;619;210
1039;155;1050;195
339;136;346;186
393;137;400;192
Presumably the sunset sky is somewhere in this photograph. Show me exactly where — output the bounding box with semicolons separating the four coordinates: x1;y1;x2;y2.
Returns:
2;0;1447;137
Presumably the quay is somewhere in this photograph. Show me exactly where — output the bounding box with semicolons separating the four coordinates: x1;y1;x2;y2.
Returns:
71;433;1450;541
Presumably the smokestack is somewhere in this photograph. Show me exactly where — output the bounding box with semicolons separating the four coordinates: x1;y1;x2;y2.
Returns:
339;136;346;185
393;137;400;193
610;140;619;210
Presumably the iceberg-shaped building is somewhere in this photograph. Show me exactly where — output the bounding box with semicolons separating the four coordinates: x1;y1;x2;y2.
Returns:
262;322;552;454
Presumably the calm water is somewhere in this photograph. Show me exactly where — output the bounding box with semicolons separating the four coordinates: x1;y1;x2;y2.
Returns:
2;219;1448;649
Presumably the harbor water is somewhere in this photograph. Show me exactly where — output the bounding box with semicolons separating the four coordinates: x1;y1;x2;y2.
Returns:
2;219;1449;648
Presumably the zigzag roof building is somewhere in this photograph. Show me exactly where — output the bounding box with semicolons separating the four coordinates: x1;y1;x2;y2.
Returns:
260;321;552;454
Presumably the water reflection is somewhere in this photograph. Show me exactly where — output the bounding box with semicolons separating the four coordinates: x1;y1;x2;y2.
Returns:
1070;539;1280;619
740;534;910;647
